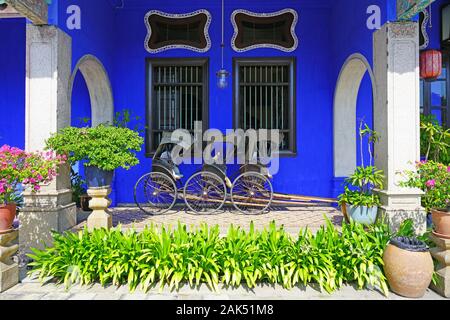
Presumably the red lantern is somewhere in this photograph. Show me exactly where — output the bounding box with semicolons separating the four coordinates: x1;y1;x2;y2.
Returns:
420;50;442;81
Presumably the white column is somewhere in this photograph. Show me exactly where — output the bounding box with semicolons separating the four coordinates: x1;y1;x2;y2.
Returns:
20;25;76;255
373;21;426;234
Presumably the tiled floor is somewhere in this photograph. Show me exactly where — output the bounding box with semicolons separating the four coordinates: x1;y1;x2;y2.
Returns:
1;281;446;300
73;205;344;235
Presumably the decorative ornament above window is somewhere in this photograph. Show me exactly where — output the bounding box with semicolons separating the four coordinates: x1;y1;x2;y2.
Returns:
419;10;430;50
231;8;298;52
144;10;212;53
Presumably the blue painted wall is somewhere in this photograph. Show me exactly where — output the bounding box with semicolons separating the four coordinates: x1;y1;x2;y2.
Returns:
0;18;26;149
3;0;444;204
58;0;391;204
110;0;337;203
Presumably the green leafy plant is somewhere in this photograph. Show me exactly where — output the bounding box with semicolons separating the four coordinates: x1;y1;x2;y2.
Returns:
339;120;384;208
400;160;450;212
420;114;450;165
45;124;144;171
28;219;398;296
113;109;146;135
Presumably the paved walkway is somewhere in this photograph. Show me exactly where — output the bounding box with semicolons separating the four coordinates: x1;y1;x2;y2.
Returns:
74;206;344;236
0;281;445;300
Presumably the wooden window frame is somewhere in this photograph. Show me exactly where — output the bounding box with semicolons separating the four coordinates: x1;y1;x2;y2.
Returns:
145;58;210;157
421;51;450;129
441;3;450;49
232;57;297;156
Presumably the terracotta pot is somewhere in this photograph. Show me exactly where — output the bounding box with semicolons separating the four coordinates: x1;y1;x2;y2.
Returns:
0;203;17;233
383;237;434;298
431;208;450;238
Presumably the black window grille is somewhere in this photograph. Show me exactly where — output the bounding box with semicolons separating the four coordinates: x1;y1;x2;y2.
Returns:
233;58;296;154
146;59;209;155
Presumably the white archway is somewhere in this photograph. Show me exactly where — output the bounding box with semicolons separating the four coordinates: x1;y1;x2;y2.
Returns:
333;53;376;177
69;55;114;126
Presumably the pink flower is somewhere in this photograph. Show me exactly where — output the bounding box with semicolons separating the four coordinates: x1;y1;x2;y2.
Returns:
33;185;41;192
426;179;436;188
447;166;450;173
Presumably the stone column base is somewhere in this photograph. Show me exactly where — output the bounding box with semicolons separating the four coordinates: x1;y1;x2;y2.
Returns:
0;230;19;293
430;234;450;298
87;188;112;231
377;189;427;235
19;202;77;254
378;206;427;235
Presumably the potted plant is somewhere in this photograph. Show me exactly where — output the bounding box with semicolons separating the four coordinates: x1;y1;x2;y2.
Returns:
46;124;143;188
338;121;384;225
0;145;65;232
383;236;434;298
401;160;450;238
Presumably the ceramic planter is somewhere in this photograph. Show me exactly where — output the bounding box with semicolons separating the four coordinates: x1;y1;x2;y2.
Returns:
0;203;17;233
431;208;450;239
383;237;434;298
345;204;378;225
85;166;114;188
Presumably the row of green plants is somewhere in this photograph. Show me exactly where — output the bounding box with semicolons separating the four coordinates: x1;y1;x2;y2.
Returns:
28;219;424;296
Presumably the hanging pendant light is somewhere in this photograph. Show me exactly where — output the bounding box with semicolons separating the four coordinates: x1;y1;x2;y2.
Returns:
420;49;442;81
216;0;229;89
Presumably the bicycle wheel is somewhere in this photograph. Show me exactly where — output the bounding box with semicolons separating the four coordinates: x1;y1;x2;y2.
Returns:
231;172;273;214
183;171;227;214
134;172;177;215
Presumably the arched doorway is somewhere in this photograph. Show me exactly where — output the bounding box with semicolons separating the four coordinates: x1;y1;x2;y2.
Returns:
69;55;114;126
333;53;376;177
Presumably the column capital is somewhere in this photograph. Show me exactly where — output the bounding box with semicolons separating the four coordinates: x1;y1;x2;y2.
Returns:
1;0;48;25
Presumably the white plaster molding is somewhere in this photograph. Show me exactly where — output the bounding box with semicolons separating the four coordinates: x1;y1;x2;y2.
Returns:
419;10;429;50
333;53;376;177
231;8;299;52
373;22;426;233
23;25;77;256
144;9;212;53
26;25;72;153
374;22;421;193
69;55;114;127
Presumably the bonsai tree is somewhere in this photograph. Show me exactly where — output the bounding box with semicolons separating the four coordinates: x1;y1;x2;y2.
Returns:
338;120;384;213
46;124;144;171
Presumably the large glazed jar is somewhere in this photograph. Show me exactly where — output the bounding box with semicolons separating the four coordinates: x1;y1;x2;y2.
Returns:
383;236;434;298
